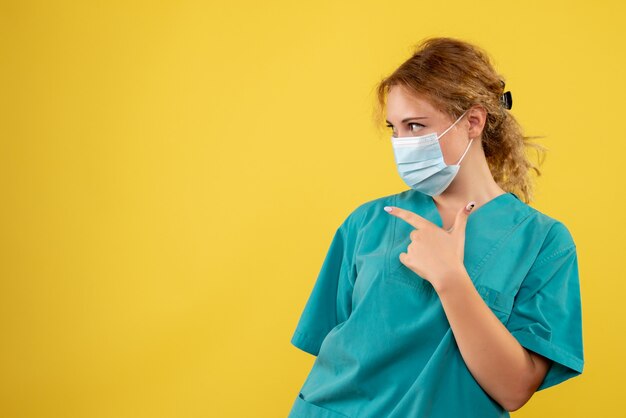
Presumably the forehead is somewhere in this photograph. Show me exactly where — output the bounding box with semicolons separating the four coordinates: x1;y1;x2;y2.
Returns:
386;85;441;120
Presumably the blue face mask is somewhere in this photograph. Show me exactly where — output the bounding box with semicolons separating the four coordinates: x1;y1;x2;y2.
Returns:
390;110;472;196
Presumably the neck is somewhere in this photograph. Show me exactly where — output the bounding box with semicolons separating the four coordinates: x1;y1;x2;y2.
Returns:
434;141;506;209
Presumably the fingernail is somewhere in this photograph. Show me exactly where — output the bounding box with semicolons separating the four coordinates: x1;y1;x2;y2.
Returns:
466;201;476;211
384;206;393;213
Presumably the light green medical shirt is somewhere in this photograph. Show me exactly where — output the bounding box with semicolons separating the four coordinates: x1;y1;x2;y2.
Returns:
288;189;584;418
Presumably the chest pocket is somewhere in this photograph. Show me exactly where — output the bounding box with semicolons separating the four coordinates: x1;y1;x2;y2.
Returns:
475;285;514;324
383;222;441;297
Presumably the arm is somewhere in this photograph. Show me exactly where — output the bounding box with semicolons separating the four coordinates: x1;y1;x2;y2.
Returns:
434;267;552;412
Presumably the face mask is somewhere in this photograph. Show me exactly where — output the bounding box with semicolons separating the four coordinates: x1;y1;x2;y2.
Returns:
390;109;472;196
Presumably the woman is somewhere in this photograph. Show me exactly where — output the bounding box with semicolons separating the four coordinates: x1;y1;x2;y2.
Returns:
288;37;584;418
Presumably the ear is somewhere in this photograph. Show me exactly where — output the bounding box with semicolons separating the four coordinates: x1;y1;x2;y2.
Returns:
466;105;487;140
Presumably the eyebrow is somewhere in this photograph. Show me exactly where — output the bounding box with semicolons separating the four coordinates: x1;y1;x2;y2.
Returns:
385;116;428;125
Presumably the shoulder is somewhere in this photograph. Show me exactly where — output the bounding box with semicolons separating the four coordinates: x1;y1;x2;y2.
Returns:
338;189;428;232
515;197;577;262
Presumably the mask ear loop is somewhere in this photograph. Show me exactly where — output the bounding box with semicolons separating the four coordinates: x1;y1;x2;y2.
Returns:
440;109;472;165
438;109;469;140
455;137;474;165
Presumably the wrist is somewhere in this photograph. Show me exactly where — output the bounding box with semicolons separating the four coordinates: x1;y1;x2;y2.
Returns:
433;264;471;295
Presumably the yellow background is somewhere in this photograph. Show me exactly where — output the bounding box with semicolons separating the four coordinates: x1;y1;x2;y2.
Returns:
1;1;623;417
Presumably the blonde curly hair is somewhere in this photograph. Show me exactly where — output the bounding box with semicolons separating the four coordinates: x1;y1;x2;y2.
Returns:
372;37;547;204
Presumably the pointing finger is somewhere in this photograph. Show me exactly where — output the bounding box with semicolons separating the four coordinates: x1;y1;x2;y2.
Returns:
383;206;434;229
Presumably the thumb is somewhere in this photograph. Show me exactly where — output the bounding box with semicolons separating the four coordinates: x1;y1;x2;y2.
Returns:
449;201;476;234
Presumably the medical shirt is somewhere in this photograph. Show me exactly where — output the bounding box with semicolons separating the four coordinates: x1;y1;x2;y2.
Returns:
288;189;584;418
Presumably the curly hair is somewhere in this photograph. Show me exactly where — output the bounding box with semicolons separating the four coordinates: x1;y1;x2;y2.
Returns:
372;37;547;204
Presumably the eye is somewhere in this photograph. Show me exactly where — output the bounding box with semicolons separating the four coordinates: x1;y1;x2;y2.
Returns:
386;123;425;132
409;122;424;132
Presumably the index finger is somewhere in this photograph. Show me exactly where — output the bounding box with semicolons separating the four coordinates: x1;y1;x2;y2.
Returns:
383;206;434;229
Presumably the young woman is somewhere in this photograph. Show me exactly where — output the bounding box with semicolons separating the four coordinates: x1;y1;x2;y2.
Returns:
288;37;584;418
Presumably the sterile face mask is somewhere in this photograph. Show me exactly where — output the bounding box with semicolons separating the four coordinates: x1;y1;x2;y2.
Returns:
390;109;472;196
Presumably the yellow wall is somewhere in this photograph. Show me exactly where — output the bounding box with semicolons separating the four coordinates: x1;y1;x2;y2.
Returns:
1;1;623;417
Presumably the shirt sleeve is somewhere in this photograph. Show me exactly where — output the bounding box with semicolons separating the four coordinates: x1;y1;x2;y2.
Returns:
290;217;357;356
506;222;584;391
